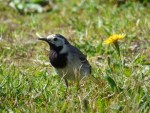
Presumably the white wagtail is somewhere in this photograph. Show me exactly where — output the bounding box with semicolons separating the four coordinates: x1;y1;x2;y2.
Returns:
38;34;91;86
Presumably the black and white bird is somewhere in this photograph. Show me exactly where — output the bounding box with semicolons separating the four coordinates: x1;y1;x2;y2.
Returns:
38;34;91;86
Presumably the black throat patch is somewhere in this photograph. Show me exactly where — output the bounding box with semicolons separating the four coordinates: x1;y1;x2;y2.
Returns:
49;46;68;68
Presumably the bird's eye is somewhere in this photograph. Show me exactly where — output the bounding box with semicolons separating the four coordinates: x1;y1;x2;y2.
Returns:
54;38;58;41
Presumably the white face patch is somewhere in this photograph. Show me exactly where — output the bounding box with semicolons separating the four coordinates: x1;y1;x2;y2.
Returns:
47;34;66;47
60;44;68;54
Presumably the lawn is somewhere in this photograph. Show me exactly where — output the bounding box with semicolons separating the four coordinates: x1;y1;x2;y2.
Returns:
0;0;150;113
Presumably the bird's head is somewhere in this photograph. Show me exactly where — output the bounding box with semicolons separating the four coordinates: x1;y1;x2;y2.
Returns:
38;34;69;47
38;34;69;52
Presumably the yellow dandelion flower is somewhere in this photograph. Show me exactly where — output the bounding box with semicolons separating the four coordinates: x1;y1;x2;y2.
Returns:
104;34;125;44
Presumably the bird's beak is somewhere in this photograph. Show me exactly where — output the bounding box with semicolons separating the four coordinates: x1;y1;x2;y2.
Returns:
36;33;47;42
38;38;48;42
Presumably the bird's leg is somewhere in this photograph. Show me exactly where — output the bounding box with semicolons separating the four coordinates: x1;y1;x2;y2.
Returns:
64;79;68;88
76;79;80;91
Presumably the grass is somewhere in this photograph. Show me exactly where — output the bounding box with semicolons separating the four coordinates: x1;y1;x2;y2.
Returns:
0;0;150;113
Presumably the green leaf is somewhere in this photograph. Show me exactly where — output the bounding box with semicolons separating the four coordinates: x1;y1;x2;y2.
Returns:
104;75;123;93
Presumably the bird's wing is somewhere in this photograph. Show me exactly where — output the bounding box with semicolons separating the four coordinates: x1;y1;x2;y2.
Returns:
68;45;91;71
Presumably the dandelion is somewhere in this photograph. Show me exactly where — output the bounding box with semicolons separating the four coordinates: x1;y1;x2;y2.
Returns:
104;34;125;57
104;34;125;44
